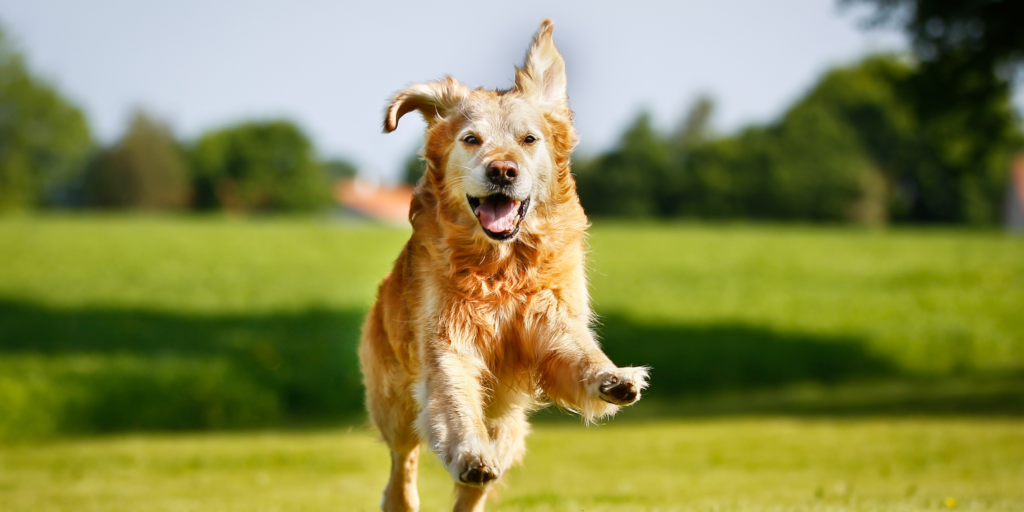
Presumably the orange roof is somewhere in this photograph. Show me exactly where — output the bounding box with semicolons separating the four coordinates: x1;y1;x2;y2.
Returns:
335;179;414;225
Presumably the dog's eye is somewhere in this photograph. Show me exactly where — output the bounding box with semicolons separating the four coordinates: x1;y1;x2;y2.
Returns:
462;134;480;145
523;134;537;145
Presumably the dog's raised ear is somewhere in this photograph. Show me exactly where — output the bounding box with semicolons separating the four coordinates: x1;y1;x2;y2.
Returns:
515;19;568;112
383;77;468;133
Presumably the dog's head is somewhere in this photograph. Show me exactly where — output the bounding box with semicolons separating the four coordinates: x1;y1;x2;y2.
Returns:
384;20;579;244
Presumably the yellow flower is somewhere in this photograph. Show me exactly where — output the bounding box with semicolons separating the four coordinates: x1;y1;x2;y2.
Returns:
945;497;957;508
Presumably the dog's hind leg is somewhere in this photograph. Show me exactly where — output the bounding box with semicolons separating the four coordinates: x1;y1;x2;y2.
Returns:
365;360;421;512
360;305;421;512
453;484;489;512
383;443;420;512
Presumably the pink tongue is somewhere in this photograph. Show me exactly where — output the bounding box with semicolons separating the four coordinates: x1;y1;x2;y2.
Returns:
475;197;519;233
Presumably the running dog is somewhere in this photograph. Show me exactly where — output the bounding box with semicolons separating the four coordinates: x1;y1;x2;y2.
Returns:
360;19;648;512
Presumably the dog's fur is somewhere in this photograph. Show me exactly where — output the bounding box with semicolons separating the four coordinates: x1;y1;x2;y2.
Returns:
359;20;648;512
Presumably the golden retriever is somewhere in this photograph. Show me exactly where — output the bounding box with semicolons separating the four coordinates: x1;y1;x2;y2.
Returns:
359;19;649;512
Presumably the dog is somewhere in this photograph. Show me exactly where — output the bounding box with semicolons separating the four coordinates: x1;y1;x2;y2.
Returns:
359;19;649;512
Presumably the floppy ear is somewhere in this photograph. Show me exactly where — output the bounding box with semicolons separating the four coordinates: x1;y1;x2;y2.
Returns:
515;19;569;112
383;77;469;133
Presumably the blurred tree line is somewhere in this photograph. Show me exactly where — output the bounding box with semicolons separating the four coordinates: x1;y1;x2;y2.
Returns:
4;0;1024;222
83;113;342;213
0;27;92;211
0;24;349;214
576;54;1022;224
575;0;1024;224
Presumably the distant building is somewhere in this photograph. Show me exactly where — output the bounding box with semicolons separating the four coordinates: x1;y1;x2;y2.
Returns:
335;178;414;226
1006;155;1024;232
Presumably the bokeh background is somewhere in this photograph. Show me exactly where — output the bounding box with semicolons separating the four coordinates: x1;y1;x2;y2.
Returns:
1;1;1023;511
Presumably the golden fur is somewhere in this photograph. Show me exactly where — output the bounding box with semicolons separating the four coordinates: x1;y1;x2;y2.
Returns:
360;20;648;512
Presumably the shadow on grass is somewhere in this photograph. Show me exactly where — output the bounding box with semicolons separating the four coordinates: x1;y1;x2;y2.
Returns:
2;301;1022;439
0;299;367;439
560;313;1024;419
595;314;896;396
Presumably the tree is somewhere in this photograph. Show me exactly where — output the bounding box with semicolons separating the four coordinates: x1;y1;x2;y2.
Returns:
576;112;670;217
811;53;1022;223
769;99;878;221
781;56;916;223
190;121;331;212
669;95;715;159
88;111;190;210
323;158;357;182
662;96;717;216
577;97;876;222
678;109;872;222
844;0;1024;76
654;79;882;223
579;50;1018;224
843;0;1024;223
0;24;92;211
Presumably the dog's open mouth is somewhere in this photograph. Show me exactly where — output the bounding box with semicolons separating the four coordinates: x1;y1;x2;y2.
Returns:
467;194;530;240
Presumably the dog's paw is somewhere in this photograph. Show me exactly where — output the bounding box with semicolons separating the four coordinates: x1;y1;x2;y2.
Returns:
593;367;649;406
444;441;501;487
458;457;499;486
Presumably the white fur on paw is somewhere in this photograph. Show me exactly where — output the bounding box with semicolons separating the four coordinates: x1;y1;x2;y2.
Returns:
591;367;649;406
444;438;501;487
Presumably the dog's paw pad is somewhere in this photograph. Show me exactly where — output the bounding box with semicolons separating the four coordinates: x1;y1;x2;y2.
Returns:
459;462;498;486
596;368;648;406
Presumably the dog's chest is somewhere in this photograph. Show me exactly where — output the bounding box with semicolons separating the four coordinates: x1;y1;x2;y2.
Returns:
468;287;560;341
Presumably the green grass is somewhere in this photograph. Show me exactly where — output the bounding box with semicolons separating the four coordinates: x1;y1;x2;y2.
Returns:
1;216;1023;440
2;419;1022;511
0;216;410;440
587;223;1024;374
0;215;406;313
2;216;1024;510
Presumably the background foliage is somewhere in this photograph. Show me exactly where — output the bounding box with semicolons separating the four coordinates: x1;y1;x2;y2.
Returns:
575;54;1023;224
86;112;191;210
0;27;92;212
190;120;333;212
4;1;1023;221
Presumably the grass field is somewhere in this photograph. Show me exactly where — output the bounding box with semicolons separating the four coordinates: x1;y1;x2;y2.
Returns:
2;419;1022;511
2;216;1024;510
2;216;1024;440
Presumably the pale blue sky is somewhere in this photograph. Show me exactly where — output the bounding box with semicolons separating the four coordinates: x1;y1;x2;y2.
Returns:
0;0;991;182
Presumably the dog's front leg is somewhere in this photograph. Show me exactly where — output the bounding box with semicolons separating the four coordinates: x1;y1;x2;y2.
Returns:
420;337;500;489
536;320;649;421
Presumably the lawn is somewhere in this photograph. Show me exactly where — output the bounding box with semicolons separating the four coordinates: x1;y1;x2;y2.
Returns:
2;216;1023;511
586;222;1024;375
1;418;1022;511
1;216;1023;440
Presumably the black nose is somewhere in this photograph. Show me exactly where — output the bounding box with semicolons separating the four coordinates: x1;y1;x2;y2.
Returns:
486;160;518;186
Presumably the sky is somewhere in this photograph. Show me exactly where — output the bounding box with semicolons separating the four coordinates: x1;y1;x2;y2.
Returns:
0;0;967;182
